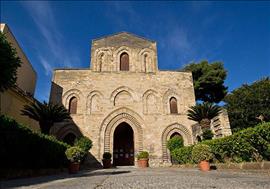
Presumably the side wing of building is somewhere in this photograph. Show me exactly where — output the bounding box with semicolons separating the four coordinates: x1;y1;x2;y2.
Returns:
0;23;39;131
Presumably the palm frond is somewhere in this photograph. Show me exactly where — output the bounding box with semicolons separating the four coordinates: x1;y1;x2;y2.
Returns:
187;102;221;122
21;101;71;134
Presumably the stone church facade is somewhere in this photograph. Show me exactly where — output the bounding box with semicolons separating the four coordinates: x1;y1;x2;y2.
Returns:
49;32;231;167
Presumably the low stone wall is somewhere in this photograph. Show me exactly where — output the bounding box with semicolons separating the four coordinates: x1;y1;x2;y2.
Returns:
171;161;270;170
214;161;270;170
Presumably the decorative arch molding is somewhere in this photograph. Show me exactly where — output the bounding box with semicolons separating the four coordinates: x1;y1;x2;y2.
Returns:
54;123;82;141
62;89;83;111
86;90;104;114
93;48;113;71
110;86;136;106
114;46;132;71
161;123;193;162
99;107;144;159
142;89;160;114
138;48;155;56
138;48;156;73
162;89;181;114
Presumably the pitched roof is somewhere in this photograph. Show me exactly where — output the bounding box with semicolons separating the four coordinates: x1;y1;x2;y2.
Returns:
92;31;156;43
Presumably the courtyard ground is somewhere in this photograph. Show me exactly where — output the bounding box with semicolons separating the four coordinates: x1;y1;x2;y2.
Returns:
1;167;270;189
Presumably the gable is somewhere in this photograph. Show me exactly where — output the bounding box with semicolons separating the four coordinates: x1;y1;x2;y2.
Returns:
92;32;155;49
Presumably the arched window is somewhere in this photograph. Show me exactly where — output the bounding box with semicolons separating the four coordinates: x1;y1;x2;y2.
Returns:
169;97;178;114
99;53;104;72
120;52;129;71
69;97;77;114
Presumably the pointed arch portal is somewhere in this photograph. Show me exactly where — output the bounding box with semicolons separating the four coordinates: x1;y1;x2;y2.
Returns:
100;107;144;163
162;123;193;162
113;122;134;166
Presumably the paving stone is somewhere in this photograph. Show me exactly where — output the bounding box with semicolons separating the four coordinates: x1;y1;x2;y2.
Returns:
1;167;270;189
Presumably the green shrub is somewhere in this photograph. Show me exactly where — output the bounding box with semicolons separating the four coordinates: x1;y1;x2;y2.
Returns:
202;129;214;140
0;115;69;169
265;144;270;158
74;136;92;153
103;152;112;160
136;151;149;160
171;122;270;164
192;144;213;163
65;147;85;163
203;122;270;162
167;136;184;152
171;146;193;164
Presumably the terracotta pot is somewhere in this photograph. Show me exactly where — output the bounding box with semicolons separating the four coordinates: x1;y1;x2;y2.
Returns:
137;159;149;168
69;162;80;174
199;160;210;171
102;159;112;169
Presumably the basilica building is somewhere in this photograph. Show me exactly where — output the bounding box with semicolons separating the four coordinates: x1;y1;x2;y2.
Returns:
49;32;231;166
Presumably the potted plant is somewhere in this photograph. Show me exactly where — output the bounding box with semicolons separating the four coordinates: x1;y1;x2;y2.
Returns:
191;144;213;171
102;152;112;169
74;136;93;162
65;146;85;174
136;151;149;168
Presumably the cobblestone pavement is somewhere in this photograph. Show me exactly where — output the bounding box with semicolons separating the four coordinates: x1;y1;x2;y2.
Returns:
1;167;270;189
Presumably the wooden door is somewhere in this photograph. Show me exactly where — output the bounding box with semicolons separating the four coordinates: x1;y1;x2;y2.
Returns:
113;122;134;166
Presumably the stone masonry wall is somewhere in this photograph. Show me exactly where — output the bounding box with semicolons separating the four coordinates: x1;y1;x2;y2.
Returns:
48;32;222;167
50;69;196;166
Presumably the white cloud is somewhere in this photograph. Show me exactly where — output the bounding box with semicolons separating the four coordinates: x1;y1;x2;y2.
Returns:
22;1;81;74
39;56;53;76
167;28;191;52
158;25;196;68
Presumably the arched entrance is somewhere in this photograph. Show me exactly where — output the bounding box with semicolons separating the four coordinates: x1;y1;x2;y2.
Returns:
100;107;144;162
169;132;183;164
170;132;181;139
113;122;134;166
162;123;193;162
63;133;77;145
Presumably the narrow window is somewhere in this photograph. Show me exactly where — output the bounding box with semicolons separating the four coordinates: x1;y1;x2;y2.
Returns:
99;53;104;72
144;54;147;72
169;97;178;114
120;52;129;71
69;97;77;114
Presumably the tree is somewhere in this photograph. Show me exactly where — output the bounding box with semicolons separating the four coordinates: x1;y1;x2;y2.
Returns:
224;77;270;132
183;60;228;103
21;101;71;134
187;102;221;139
0;32;21;92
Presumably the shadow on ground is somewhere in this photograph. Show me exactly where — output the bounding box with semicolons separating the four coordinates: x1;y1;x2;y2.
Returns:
0;168;131;188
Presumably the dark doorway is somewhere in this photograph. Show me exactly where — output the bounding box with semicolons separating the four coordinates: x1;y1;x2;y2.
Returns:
113;122;134;166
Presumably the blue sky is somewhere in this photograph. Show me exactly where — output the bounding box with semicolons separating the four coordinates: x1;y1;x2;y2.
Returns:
1;1;270;102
